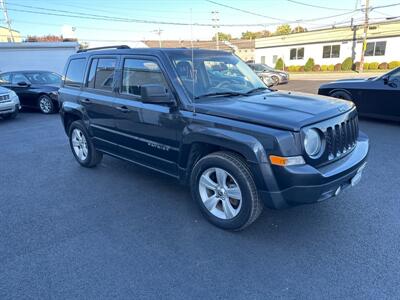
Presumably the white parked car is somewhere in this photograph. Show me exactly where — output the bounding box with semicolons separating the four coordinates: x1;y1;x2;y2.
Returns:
0;86;20;120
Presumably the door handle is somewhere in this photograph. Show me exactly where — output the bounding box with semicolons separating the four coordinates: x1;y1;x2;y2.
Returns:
81;98;92;104
116;105;131;113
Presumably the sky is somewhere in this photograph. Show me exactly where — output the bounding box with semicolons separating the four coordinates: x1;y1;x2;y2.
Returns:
2;0;400;45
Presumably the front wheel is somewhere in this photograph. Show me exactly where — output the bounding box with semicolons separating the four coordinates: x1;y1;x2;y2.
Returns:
68;121;103;168
271;75;279;86
191;151;263;231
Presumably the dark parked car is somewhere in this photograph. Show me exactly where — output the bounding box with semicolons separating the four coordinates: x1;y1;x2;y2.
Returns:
59;46;369;230
319;67;400;122
248;63;289;85
0;70;61;114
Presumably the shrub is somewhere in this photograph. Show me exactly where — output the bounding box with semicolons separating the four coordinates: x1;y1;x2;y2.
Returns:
378;62;388;70
299;66;305;72
275;58;284;70
363;62;369;70
388;61;400;69
334;63;342;71
368;62;379;70
341;57;353;71
304;58;315;72
321;65;328;71
312;64;321;72
327;64;335;71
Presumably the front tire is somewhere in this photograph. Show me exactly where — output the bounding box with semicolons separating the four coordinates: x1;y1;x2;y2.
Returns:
191;151;263;231
68;121;103;168
271;75;279;86
38;95;54;114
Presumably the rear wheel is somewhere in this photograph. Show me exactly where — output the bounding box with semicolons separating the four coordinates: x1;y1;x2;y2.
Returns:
191;151;263;231
38;95;54;114
68;121;103;168
330;91;352;101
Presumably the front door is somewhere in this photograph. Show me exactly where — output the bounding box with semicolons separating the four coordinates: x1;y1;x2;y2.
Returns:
113;56;181;177
80;56;120;152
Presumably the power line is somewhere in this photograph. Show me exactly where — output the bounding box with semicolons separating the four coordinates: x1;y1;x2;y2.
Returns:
206;0;291;22
287;0;355;11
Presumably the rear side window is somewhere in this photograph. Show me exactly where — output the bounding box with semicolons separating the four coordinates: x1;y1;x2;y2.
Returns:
121;58;167;96
65;58;86;87
93;58;116;91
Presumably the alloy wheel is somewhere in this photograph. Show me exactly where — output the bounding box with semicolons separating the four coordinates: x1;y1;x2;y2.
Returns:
198;167;242;220
39;97;52;114
71;128;88;161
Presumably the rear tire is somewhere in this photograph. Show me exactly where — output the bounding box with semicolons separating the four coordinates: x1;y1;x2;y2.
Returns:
38;95;54;114
330;91;352;101
68;120;103;168
190;151;263;231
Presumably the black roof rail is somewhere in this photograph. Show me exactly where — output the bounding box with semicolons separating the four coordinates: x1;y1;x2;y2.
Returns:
77;45;130;53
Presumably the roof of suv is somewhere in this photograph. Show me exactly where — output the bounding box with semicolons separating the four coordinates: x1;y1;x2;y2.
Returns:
69;47;232;59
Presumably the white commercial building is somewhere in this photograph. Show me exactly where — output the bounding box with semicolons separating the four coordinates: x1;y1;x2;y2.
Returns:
255;21;400;67
0;42;79;74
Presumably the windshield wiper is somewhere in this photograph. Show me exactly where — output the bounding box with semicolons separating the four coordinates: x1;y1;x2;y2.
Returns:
194;91;245;99
244;87;268;95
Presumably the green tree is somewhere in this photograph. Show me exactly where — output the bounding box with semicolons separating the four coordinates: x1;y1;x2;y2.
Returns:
275;24;291;35
275;58;285;70
292;26;307;33
212;32;232;41
241;30;271;39
304;58;315;72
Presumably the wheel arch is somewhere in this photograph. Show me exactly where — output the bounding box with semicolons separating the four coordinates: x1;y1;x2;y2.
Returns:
178;126;268;185
329;88;353;99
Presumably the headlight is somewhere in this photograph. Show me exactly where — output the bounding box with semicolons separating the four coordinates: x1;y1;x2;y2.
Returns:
304;129;323;157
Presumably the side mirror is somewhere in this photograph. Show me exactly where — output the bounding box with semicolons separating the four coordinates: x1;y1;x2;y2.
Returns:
140;84;175;105
17;81;30;87
383;76;389;85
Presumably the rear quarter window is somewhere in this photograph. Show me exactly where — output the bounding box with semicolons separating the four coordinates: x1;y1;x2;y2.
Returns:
65;58;86;88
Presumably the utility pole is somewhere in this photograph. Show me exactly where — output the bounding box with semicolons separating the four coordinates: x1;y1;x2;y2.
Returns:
152;28;163;48
359;0;370;72
0;0;15;42
211;11;219;50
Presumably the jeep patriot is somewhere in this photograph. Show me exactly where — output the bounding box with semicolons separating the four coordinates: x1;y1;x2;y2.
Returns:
59;46;369;230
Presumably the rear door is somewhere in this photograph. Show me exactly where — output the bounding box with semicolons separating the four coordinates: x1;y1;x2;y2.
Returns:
113;55;181;176
80;56;120;152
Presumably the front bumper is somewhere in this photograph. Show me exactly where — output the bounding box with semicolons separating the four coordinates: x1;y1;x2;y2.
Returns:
259;131;369;209
0;98;20;115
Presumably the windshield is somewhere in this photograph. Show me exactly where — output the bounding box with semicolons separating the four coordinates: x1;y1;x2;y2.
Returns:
376;66;400;80
23;72;61;84
168;52;266;99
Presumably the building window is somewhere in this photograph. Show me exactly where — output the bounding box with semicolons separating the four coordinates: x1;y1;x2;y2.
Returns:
290;47;304;60
365;41;386;56
322;45;340;58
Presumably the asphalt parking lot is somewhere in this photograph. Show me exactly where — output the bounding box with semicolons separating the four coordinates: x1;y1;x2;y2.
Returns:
1;81;399;299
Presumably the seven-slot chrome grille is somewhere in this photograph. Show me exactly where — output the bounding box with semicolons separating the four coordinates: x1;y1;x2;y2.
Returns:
325;114;359;161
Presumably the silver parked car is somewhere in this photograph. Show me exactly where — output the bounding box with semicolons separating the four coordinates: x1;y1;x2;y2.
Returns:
248;63;289;85
0;86;20;120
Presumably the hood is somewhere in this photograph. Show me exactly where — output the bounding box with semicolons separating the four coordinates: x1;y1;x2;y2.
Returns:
0;86;11;94
194;90;353;131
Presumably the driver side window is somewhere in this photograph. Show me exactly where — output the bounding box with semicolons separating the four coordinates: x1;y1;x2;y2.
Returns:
11;73;28;85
